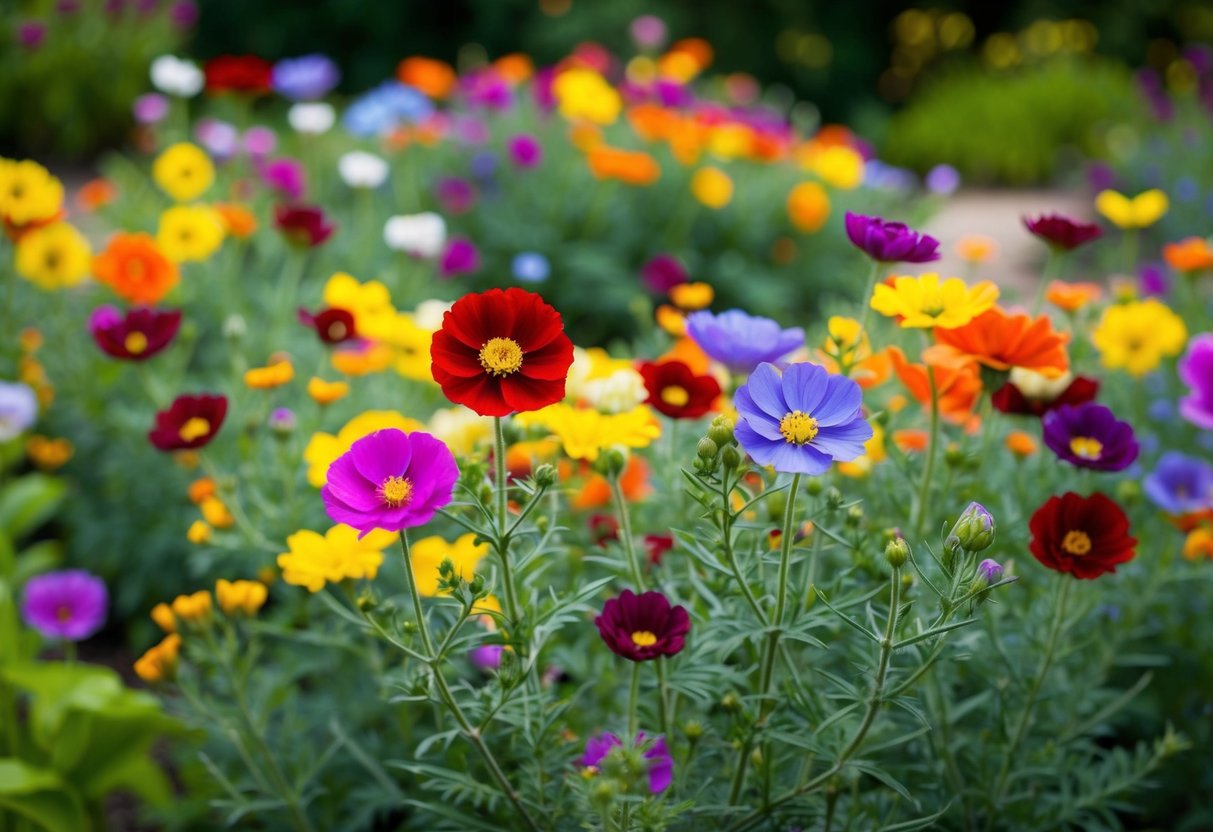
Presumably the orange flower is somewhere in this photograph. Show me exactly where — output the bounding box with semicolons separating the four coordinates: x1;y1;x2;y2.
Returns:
888;347;982;431
244;359;294;389
786;182;830;232
655;305;687;337
75;178;117;213
669;282;713;310
923;307;1070;379
1045;281;1102;313
892;429;929;453
188;477;216;504
214;203;258;239
573;455;653;510
493;53;533;84
627;103;678;142
1162;237;1213;272
396;56;457;99
955;235;998;263
667;38;714;72
92;232;179;305
659;337;713;376
307;377;350;405
1005;430;1038;457
332;342;393;376
586;146;660;185
1183;526;1213;561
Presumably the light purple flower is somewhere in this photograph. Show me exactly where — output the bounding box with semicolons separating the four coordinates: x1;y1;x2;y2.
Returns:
133;93;169;125
1179;333;1213;429
469;644;504;672
685;310;804;374
630;15;668;50
260;158;307;201
925;164;961;195
577;732;673;794
977;559;1004;583
243;126;277;159
0;381;38;441
439;237;480;278
272;54;340;102
194;118;240;161
1143;452;1213;514
507;134;542;168
321;429;458;538
21;570;108;641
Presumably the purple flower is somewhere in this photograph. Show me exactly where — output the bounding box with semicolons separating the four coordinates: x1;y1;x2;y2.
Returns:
1179;333;1213;429
1143;452;1213;514
461;69;512;110
685;310;804;374
507;134;543;168
469;644;504;672
435;177;475;215
272;54;341;102
133;93;169;125
1023;213;1103;251
439;237;480;278
733;362;873;475
977;559;1004;583
321;429;459;538
595;590;690;662
168;0;198;28
925;164;961;195
268;407;296;435
512;252;550;283
1042;403;1139;472
0;381;38;441
243;126;277;160
260;158;307;201
641;254;687;294
844;213;940;264
578;732;673;794
21;570;108;641
532;67;557;112
630;14;668;50
1140;262;1170;297
18;21;47;49
194;118;240;161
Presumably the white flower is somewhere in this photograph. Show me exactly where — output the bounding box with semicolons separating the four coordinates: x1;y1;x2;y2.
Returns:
1009;367;1073;401
287;102;336;135
428;407;492;456
150;55;203;98
580;369;649;414
338;151;389;189
414;299;453;330
384;212;447;258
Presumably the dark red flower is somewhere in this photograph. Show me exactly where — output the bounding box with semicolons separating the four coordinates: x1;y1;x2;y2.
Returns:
1023;213;1103;251
430;287;574;417
148;394;228;451
89;305;181;362
594;589;690;662
274;204;335;248
639;359;721;419
992;375;1099;417
1028;491;1137;579
644;533;674;566
298;306;357;345
589;513;619;548
204;55;273;94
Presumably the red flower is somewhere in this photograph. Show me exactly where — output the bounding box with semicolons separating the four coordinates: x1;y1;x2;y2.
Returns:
992;375;1099;417
298;306;357;345
594;589;690;662
204;55;273;94
589;513;619;547
430;288;574;417
89;305;181;362
274;204;335;247
639;359;720;419
1023;213;1103;251
149;394;228;451
644;533;674;566
1028;492;1137;579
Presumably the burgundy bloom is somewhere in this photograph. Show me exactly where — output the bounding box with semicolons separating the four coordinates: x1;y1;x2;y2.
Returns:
274;204;335;247
439;237;480;277
844;213;940;264
89;305;182;361
639;359;721;419
21;569;108;641
1023;213;1103;251
578;732;673;793
204;55;273;94
641;254;688;294
149;393;228;451
18;21;47;49
589;513;619;548
508;134;543;168
1029;492;1137;579
298;306;357;344
644;533;674;566
992;375;1099;417
595;589;690;662
1042;402;1139;472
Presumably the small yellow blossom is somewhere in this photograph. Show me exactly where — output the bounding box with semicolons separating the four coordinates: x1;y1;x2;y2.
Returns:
157;205;224;263
1092;298;1187;377
553;68;622;125
152;142;215;202
1094;189;1168;229
409;533;490;596
669;282;714;311
199;497;235;529
516;404;661;461
134;634;181;683
169;590;213;629
690;167;733;209
870;274;1000;329
150;603;176;633
307;377;350;405
215;579;268;617
277;525;399;592
15;222;91;290
244;359;294;389
25;435;72;470
187;520;212;544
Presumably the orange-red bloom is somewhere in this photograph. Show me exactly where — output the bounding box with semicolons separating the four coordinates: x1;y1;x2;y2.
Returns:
1045;281;1102;313
888;347;982;431
1162;237;1213;272
587;146;661;185
92;232;180;305
396;57;457;99
924;307;1069;379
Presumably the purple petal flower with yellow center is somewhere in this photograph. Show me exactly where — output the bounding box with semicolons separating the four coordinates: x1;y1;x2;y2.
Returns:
21;569;108;641
1178;333;1213;429
595;589;689;662
577;732;674;794
733;362;873;475
321;428;459;538
1143;452;1213;515
685;310;804;374
844;212;941;264
1042;402;1139;472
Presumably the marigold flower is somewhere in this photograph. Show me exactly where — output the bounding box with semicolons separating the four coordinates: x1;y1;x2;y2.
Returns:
924;307;1070;379
1042;403;1139;472
409;533;489;595
148;393;227;451
25;435;72;470
516;404;661;461
1163;236;1213;273
303;410;424;487
595;589;690;662
494;53;533;84
786;181;830;232
870;274;999;330
91;232;179;304
199;496;235;529
1029;492;1136;579
396;56;457;99
157;205;224;263
690;166;733;208
1094;189;1168;229
134;634;182;683
587;146;661;185
1005;430;1038;456
244;359;294;389
655;305;687;336
1183;527;1213;561
215;579;268;617
1092;299;1187;377
150;603;176;633
15;222;91;290
214;203;258;238
639;359;721;419
0;158;64;229
153;142;215;202
553;68;622;124
307;377;349;405
89;305;182;361
170;590;213;628
1023;213;1102;250
1044;281;1102;313
187;520;212;544
573;455;652;510
278;525;398;592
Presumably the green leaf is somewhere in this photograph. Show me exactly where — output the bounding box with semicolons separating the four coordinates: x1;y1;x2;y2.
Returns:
0;474;67;542
0;759;90;832
12;540;64;586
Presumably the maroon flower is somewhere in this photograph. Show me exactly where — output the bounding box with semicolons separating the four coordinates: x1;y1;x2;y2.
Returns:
991;375;1099;417
589;513;619;548
644;534;674;566
1023;213;1103;251
641;254;688;294
298;306;357;344
89;305;181;362
639;360;721;419
149;394;228;451
274;204;335;247
204;55;273;94
1028;491;1137;579
595;589;690;662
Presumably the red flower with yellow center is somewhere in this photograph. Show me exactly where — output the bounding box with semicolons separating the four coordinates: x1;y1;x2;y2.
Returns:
638;359;720;419
298;306;357;345
594;589;690;662
148;394;228;451
1028;491;1137;579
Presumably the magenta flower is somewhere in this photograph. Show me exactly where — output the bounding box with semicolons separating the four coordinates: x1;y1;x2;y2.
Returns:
261;158;306;201
1042;402;1139;472
507;134;543;168
1023;213;1103;251
641;254;688;293
89;305;182;361
1179;333;1213;429
844;213;940;264
578;732;673;793
439;237;480;278
595;589;690;662
133;93;169;125
321;429;458;538
435;177;475;215
21;570;108;641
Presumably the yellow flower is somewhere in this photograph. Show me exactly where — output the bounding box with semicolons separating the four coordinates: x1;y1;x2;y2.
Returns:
809;145;864;190
303;410;425;487
1092;298;1187;377
517;404;661;461
199;497;234;529
307;377;350;405
15;222;91;290
706;124;752;160
0;159;64;227
322;272;397;337
669;282;714;311
565;348;648;412
157;205;224;262
24;435;72;470
152;142;215;202
134;634;181;683
837;422;886;477
215;579;268;617
1094;189;1168;229
786;181;830;233
409;533;489;596
331;342;394;376
244;359;294;389
378;312;434;382
870;274;1000;329
429;407;492;456
1183;527;1213;561
187;520;212;544
150;603;176;633
277;525;398;592
552;68;621;125
656;305;687;336
170;590;213;629
690;166;733;208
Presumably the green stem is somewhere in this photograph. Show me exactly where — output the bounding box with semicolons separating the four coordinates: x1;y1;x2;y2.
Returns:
493;417;522;624
855;260;883;338
655;658;670;738
627;661;641;739
610;474;645;591
399;533;435;658
913;365;941;540
1030;247;1061;315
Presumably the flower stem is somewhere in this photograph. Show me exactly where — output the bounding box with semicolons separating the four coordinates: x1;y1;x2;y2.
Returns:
493;416;522;624
655;658;671;738
1030;247;1061;315
628;661;642;739
855;259;882;338
399;533;435;658
610;474;646;591
912;365;941;540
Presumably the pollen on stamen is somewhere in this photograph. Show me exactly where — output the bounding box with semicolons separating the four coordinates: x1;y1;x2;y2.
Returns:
380;475;413;507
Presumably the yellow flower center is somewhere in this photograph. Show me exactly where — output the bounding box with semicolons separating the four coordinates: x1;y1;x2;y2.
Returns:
327;320;348;340
779;410;819;445
178;417;211;442
1061;530;1092;556
380;475;413;507
479;337;524;376
631;630;657;647
125;332;149;355
661;386;690;407
1069;436;1103;460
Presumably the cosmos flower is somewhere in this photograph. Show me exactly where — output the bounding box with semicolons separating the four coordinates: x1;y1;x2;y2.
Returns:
595;589;690;662
148;393;227;451
274;204;335;247
89;305;182;361
638;359;720;419
578;733;673;794
685;309;804;374
1028;492;1137;579
844;213;941;263
1042;403;1139;472
1092;299;1187;377
1023;213;1102;250
991;370;1099;417
1143;452;1213;515
1178;333;1213;429
0;382;38;441
15;222;91;290
298;306;357;345
21;569;107;641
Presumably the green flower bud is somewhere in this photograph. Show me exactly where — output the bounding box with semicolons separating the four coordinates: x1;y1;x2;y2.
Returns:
355;591;377;612
944;443;966;468
683;720;705;741
697;437;719;459
845;505;864;528
720;691;742;713
721;445;742;470
805;477;824;497
825;487;845;511
533;463;557;488
708;416;735;446
885;537;910;569
948;502;996;553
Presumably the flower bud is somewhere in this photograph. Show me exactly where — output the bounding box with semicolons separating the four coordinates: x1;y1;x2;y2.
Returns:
944;443;966;468
355;591;377;612
533;463;557;488
268;407;296;437
223;313;247;340
845;505;864;528
825;487;845;511
696;437;719;460
683;720;704;741
805;477;824;497
976;558;1004;584
707;416;734;446
885;537;910;569
721;444;741;470
949;502;995;553
720;691;742;713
